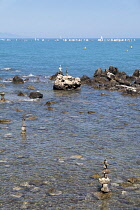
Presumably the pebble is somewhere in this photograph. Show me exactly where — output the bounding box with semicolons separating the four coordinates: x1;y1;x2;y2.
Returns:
122;191;128;195
75;162;83;166
21;201;29;209
90;173;100;179
48;188;62;196
11;193;23;198
20;182;33;188
111;183;119;187
13;186;22;191
70;155;83;159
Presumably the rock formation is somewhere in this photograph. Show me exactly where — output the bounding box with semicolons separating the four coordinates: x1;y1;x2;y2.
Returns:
29;91;43;99
81;66;140;96
12;75;24;84
53;74;81;90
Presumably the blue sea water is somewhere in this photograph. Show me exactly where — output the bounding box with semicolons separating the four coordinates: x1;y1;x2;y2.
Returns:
0;38;140;210
0;38;140;78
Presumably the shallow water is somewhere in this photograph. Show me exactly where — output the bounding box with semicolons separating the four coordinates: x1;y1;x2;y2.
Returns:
0;75;140;209
0;39;140;209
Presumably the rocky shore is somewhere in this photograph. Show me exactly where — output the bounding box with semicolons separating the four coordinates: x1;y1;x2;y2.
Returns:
81;66;140;96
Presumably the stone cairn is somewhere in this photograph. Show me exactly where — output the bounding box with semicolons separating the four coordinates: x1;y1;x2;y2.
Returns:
0;92;6;102
21;115;26;135
99;160;111;193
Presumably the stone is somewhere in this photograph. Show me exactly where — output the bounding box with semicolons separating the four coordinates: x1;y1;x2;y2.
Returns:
48;188;62;196
53;74;81;90
44;101;56;105
133;69;140;77
134;78;140;84
12;75;24;84
27;86;35;90
120;182;133;188
0;119;11;123
70;155;83;159
18;91;25;96
90;173;101;179
109;66;119;75
128;177;140;184
93;191;112;200
94;68;103;77
88;111;96;114
29;91;43;99
50;72;63;80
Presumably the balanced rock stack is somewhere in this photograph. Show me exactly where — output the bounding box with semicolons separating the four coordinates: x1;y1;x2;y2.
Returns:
0;92;7;102
99;160;111;193
21;115;26;135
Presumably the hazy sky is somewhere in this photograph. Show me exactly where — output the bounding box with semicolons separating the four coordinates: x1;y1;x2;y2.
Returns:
0;0;140;38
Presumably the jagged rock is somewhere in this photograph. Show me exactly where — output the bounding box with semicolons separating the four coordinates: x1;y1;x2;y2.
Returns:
50;72;63;80
109;66;119;75
29;91;43;99
94;68;103;77
134;78;140;84
13;75;24;84
53;74;81;90
133;69;140;77
81;75;92;84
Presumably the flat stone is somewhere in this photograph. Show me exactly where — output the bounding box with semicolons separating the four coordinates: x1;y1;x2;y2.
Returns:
90;173;101;179
48;188;62;196
128;177;140;183
0;119;12;123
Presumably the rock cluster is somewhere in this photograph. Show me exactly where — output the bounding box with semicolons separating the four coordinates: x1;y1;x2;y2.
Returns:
53;74;81;90
81;66;140;96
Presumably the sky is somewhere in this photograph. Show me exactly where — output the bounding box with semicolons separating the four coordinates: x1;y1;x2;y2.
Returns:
0;0;140;38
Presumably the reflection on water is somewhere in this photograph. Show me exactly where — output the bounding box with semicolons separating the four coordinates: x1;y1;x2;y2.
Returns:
0;77;140;209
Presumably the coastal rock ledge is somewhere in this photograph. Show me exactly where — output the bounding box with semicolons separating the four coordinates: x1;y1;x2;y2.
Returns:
53;74;81;90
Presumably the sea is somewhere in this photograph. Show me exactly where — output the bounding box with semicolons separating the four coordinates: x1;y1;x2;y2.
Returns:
0;38;140;210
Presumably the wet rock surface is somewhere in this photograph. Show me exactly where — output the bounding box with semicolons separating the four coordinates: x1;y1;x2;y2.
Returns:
81;66;140;96
29;91;43;99
12;75;24;84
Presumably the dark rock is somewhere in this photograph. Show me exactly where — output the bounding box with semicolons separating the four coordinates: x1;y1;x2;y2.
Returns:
29;91;43;99
94;191;112;200
50;72;63;80
132;69;140;77
94;68;103;77
44;101;56;105
88;111;96;114
109;66;119;75
13;75;24;84
81;75;92;84
134;78;140;84
0;119;12;123
18;92;25;96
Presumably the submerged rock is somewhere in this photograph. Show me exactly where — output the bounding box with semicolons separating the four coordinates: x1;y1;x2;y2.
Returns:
48;188;62;196
53;74;81;90
0;119;11;123
128;177;140;184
